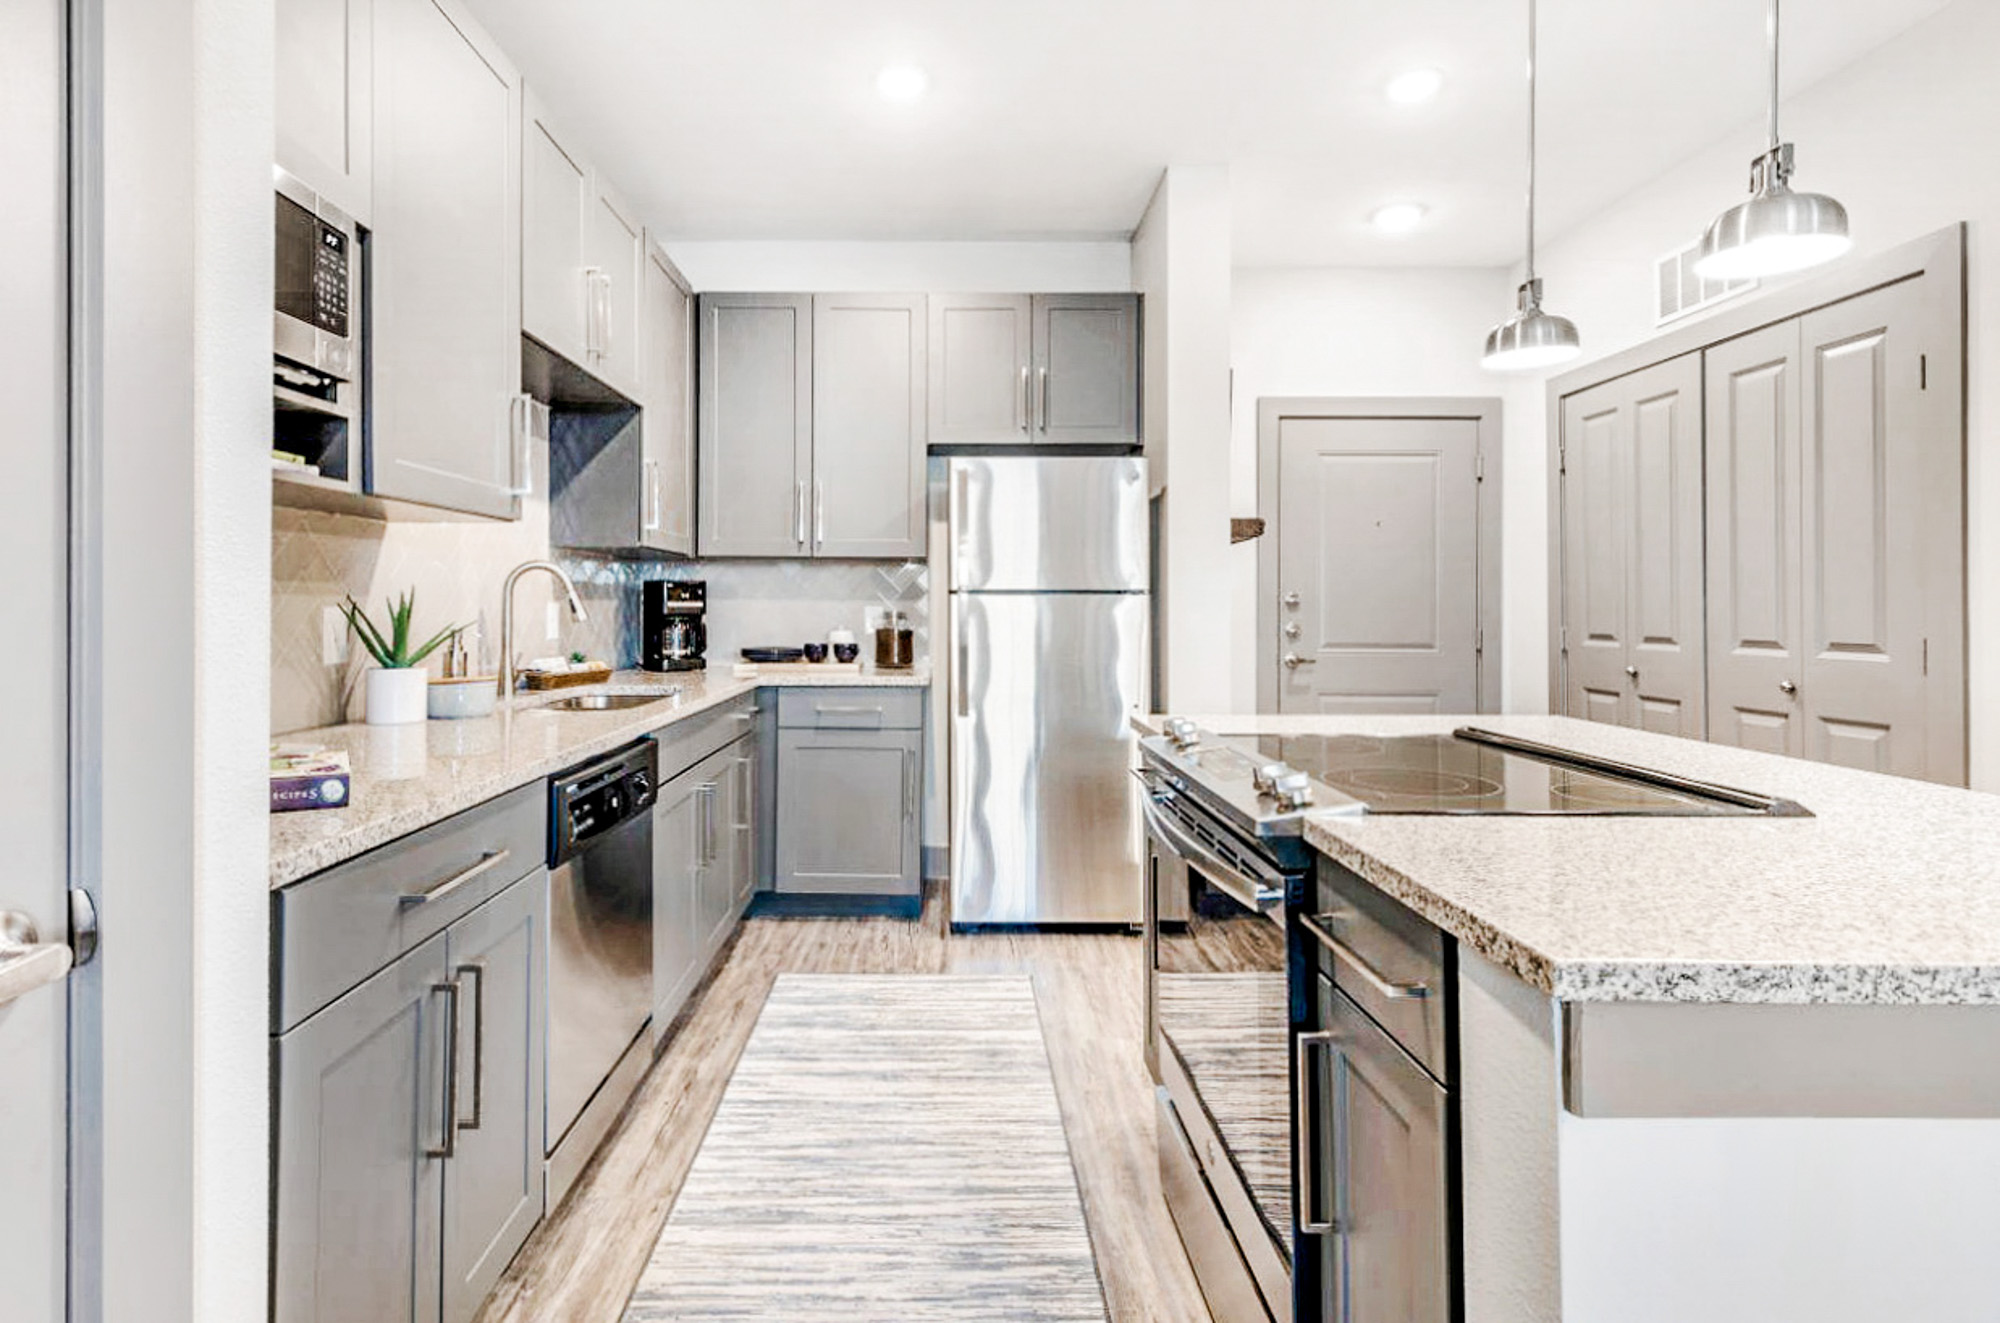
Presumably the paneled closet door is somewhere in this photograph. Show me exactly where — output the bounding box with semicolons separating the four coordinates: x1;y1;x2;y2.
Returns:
1560;354;1704;736
1797;282;1934;778
1704;321;1805;758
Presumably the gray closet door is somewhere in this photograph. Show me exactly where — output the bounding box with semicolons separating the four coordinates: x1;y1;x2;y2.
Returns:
775;729;921;896
1560;354;1704;736
369;0;522;519
811;294;927;559
274;934;450;1323
1276;415;1480;713
929;293;1034;446
440;875;547;1323
698;293;811;557
1797;282;1937;778
1033;294;1139;445
1704;321;1805;758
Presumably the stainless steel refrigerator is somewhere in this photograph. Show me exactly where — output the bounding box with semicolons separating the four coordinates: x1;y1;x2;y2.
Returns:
949;455;1150;925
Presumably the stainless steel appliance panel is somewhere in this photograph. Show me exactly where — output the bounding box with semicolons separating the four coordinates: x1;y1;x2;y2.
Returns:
545;810;653;1146
949;455;1148;591
951;590;1148;923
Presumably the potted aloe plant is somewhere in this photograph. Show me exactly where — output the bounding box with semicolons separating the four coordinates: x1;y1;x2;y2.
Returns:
341;592;461;726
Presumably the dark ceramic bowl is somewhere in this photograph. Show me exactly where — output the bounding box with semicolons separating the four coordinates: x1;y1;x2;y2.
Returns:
803;642;830;663
832;642;860;664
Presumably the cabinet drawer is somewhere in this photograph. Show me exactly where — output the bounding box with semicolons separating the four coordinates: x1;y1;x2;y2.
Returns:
776;688;923;731
1303;860;1452;1083
655;693;759;779
273;781;544;1033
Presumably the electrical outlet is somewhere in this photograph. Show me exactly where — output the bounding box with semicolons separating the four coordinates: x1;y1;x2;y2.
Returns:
545;601;561;641
321;606;349;666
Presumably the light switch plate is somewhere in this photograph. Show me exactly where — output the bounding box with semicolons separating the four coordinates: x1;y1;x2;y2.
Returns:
321;606;349;665
545;601;560;641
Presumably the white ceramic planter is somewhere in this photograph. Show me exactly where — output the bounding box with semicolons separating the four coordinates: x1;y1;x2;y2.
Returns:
364;666;430;725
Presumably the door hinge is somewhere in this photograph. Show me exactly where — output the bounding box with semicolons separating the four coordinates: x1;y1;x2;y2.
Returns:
1923;637;1929;676
1920;353;1928;390
1475;451;1485;481
69;888;100;967
1475;626;1485;654
1557;437;1566;475
1559;625;1569;654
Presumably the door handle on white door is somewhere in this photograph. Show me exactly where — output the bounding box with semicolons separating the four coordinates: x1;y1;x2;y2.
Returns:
1282;653;1312;670
1625;665;1639;680
1779;679;1798;695
1283;622;1301;640
0;910;71;1007
1282;592;1301;609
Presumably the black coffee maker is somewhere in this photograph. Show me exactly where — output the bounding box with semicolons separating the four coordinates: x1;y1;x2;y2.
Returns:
641;580;707;672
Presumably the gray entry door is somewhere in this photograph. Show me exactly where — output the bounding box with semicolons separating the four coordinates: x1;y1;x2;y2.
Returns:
1;2;72;1319
1704;320;1806;758
1275;416;1481;713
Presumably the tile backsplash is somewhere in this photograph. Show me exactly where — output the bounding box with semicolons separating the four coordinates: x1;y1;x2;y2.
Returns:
272;498;928;734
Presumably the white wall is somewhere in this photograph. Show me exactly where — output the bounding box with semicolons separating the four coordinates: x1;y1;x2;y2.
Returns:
1516;0;2000;781
664;239;1131;293
1227;266;1517;710
1135;165;1235;711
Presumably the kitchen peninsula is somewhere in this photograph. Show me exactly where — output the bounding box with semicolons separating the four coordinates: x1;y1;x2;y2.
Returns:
1142;712;2000;1323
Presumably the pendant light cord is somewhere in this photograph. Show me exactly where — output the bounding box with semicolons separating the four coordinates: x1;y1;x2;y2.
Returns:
1766;0;1781;151
1524;0;1538;284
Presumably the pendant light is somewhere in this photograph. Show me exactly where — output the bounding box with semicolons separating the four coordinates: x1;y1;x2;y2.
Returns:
1693;0;1850;281
1482;0;1581;372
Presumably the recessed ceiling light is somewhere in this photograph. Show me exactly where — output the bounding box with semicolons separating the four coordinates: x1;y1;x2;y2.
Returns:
875;65;930;104
1372;202;1427;234
1385;68;1444;105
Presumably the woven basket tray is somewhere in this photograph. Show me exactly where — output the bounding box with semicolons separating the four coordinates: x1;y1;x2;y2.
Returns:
521;663;614;691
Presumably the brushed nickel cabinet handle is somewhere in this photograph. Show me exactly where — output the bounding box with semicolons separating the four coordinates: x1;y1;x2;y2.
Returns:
1036;366;1049;432
399;849;511;909
1295;1029;1337;1235
426;980;461;1159
1298;911;1430;1000
1017;366;1030;433
455;962;485;1132
795;480;807;548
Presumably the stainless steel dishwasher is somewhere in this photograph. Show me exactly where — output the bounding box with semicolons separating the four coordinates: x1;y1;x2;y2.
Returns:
545;739;656;1207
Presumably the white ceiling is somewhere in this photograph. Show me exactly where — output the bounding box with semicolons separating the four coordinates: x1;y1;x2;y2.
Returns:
462;0;1951;267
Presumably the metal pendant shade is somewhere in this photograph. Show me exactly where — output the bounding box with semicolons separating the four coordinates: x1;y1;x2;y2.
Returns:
1693;0;1851;281
1482;0;1581;373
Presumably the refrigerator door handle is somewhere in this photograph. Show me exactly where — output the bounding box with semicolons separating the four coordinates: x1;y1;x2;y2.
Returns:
956;623;971;719
952;466;972;587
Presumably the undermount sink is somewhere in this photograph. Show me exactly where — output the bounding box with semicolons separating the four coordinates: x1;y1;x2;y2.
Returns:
543;691;676;712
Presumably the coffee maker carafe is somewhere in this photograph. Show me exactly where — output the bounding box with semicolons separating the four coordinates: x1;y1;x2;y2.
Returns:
641;580;707;672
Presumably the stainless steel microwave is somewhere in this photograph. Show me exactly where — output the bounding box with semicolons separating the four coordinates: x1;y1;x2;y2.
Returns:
274;169;358;383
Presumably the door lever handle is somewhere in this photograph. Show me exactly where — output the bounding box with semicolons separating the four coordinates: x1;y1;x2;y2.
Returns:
0;911;72;1007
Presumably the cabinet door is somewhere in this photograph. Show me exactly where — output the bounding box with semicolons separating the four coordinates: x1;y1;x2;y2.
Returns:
651;768;702;1033
585;178;644;396
775;728;921;896
370;0;522;519
811;294;926;558
1032;293;1139;446
440;874;547;1323
692;747;736;960
730;733;758;910
639;240;695;556
929;293;1033;446
1797;282;1937;779
276;0;372;223
1559;354;1704;737
1704;321;1805;758
521;93;589;367
274;934;450;1323
698;293;811;557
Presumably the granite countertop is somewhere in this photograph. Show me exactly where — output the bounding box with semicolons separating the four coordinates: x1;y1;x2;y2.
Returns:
271;665;930;889
1140;713;2000;1007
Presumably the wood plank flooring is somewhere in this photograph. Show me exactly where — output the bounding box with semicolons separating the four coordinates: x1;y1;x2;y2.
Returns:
473;887;1214;1323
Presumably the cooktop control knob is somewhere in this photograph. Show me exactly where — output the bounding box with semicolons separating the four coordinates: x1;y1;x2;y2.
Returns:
1271;770;1315;811
1164;718;1200;750
1252;761;1292;795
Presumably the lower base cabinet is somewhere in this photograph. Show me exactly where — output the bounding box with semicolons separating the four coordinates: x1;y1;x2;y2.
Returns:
774;689;923;898
273;799;547;1323
653;700;760;1038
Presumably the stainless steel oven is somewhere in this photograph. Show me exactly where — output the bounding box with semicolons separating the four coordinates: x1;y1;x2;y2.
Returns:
1139;765;1305;1323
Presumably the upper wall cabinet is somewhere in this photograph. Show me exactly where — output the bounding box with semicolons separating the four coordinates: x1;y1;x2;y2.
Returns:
639;238;695;557
928;293;1139;447
698;293;928;560
368;0;525;520
276;0;373;223
522;94;642;400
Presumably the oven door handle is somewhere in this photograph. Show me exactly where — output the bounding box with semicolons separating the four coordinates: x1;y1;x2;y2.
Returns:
1131;768;1286;915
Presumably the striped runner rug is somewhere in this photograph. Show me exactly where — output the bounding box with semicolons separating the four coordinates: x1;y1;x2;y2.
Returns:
623;974;1110;1322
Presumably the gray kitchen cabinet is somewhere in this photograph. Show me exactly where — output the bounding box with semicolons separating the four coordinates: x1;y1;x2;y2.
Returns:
690;743;742;961
928;293;1139;447
1558;352;1705;738
652;704;758;1036
276;0;372;224
812;294;927;558
650;760;703;1033
774;691;923;897
928;293;1034;446
638;238;695;556
1033;293;1140;446
274;932;450;1323
522;94;643;399
440;874;547;1323
369;0;524;519
698;293;813;557
729;725;760;909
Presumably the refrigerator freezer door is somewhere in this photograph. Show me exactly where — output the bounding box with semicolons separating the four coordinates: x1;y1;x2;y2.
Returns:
950;455;1148;592
951;591;1149;924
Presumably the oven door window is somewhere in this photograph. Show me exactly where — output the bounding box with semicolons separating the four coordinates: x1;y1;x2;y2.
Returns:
1154;841;1293;1250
